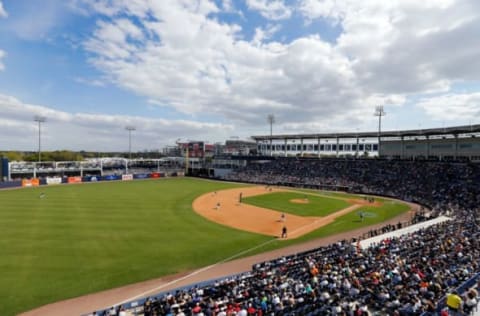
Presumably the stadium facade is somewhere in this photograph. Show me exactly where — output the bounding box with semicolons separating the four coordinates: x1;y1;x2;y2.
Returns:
252;124;480;161
2;124;480;182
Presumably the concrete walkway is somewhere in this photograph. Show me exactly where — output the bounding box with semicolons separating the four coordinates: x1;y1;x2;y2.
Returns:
358;215;451;248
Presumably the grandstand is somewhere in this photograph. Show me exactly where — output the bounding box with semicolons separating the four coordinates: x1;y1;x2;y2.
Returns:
252;124;480;160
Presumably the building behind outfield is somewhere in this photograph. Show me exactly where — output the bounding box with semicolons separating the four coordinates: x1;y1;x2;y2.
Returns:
3;124;480;182
252;124;480;161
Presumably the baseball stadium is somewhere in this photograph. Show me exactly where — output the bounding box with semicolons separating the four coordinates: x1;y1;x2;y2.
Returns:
2;1;480;315
0;124;479;316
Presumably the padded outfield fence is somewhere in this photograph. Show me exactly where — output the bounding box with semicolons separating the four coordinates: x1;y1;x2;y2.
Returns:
0;171;185;190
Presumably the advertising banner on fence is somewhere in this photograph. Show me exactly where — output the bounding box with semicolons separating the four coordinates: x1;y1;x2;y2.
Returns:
46;177;62;185
133;173;149;179
0;181;22;189
150;172;163;178
122;174;133;181
82;175;100;182
67;176;82;184
22;178;40;187
103;175;121;181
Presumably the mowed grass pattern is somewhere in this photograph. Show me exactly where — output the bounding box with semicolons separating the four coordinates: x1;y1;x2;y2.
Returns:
243;192;351;216
0;178;271;316
0;179;411;315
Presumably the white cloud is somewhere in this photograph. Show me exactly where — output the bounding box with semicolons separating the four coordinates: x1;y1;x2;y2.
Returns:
81;1;379;131
246;0;292;20
0;94;234;151
221;0;234;12
72;0;480;141
416;92;480;121
0;0;7;18
300;0;480;94
252;24;281;45
0;50;5;71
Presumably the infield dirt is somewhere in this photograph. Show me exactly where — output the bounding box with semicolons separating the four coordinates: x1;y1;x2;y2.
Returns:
193;186;369;239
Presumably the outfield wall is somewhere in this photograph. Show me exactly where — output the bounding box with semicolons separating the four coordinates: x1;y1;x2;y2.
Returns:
0;180;22;189
0;171;185;190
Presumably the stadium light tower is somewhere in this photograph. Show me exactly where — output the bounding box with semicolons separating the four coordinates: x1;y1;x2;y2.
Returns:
125;126;136;159
34;115;46;162
267;114;275;156
374;106;386;156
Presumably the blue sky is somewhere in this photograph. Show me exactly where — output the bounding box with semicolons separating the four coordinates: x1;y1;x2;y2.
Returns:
0;0;479;151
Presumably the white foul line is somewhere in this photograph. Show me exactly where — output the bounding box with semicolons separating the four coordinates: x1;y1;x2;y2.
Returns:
113;237;280;307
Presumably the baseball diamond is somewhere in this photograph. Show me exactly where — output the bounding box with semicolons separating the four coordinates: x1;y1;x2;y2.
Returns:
3;2;480;315
0;157;477;316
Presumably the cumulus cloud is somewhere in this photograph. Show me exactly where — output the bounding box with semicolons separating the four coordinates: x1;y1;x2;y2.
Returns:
79;1;382;133
73;0;480;139
0;94;233;151
416;93;480;121
252;24;281;45
246;0;292;20
300;0;480;95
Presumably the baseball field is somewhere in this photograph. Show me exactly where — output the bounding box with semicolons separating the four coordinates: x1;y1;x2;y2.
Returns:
0;177;411;315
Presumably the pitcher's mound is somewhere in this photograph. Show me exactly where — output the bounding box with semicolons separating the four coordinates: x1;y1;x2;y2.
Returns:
290;198;309;204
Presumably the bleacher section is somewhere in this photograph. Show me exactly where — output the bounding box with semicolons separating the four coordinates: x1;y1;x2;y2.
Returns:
89;215;479;316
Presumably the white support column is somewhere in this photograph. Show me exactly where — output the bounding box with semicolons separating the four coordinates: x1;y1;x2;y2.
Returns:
336;136;339;157
284;139;288;157
300;139;304;157
317;138;321;158
356;137;359;157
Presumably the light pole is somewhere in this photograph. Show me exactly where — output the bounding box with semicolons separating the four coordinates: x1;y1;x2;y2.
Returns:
267;114;275;156
34;115;46;162
374;106;386;156
125;126;136;159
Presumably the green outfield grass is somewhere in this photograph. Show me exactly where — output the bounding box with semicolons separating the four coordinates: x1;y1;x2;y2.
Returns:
0;178;267;315
242;191;351;216
0;178;411;315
